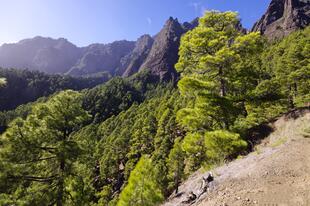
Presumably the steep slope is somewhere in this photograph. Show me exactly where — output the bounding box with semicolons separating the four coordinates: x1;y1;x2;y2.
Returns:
0;68;109;111
0;36;82;74
163;108;310;206
0;17;197;80
0;37;135;77
138;17;186;81
121;35;154;77
66;40;135;77
252;0;310;40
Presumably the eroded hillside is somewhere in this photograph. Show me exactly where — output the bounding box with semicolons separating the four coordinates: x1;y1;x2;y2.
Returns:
163;108;310;206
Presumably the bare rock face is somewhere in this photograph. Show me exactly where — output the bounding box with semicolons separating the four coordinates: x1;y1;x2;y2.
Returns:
252;0;310;40
66;40;135;77
182;17;199;31
0;36;82;74
138;17;187;81
0;17;198;80
121;35;154;77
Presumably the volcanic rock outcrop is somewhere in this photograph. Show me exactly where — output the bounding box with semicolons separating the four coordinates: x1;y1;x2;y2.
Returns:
252;0;310;40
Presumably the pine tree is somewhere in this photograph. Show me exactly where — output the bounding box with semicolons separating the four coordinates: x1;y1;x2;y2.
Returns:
0;90;91;205
261;27;310;108
181;132;206;173
175;11;259;170
125;113;157;177
176;11;264;130
167;137;185;194
204;130;247;161
117;156;164;206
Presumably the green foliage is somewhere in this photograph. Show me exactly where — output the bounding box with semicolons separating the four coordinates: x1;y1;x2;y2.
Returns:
260;27;310;108
117;156;164;206
167;137;185;194
181;132;206;173
0;100;39;134
82;77;142;123
0;90;94;205
82;70;172;124
0;68;108;111
176;11;265;132
232;100;287;134
302;127;310;138
175;11;262;172
94;88;186;203
176;12;308;178
204;130;247;161
1;11;309;206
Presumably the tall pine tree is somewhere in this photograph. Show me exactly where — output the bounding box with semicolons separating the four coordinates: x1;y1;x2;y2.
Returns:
117;156;163;206
0;90;92;206
175;11;259;170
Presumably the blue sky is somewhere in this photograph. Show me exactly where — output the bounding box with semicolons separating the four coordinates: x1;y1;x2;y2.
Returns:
0;0;270;46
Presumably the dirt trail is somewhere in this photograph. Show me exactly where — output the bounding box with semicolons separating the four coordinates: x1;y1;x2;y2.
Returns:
162;109;310;206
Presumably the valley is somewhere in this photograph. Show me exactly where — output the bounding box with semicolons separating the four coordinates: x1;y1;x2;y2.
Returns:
0;0;309;205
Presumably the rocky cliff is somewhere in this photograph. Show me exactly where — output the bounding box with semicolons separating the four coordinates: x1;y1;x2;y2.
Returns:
121;35;154;77
0;17;197;81
1;1;309;79
66;41;135;77
252;0;310;40
138;18;184;80
0;36;82;74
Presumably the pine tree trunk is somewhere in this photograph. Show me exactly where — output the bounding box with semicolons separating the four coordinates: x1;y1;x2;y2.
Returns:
242;100;248;117
218;67;229;129
175;170;179;194
57;130;67;206
175;181;179;194
219;67;226;97
294;82;298;97
57;159;65;206
288;85;295;109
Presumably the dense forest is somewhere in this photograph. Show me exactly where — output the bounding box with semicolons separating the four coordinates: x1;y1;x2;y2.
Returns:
0;11;309;206
0;68;110;111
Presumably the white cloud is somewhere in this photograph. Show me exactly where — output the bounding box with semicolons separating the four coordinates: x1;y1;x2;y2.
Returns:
147;17;152;25
189;2;201;12
189;1;207;16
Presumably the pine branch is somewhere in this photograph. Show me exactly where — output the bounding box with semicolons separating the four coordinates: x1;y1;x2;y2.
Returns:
15;156;57;164
8;174;58;183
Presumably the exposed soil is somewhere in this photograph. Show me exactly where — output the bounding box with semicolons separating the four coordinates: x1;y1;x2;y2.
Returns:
162;108;310;206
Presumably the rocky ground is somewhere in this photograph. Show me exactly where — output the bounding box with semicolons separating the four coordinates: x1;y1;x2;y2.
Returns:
162;108;310;206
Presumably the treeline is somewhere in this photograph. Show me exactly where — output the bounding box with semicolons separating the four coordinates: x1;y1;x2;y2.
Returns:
0;11;309;206
0;68;110;111
0;70;159;134
0;100;41;133
0;69;163;136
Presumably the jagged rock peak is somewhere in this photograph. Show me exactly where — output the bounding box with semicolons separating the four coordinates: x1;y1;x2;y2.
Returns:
252;0;310;40
134;35;154;52
138;16;186;81
0;17;199;79
163;17;183;33
121;34;154;77
182;17;199;31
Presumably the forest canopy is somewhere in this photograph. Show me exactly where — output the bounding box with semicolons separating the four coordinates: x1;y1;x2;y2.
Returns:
0;11;309;206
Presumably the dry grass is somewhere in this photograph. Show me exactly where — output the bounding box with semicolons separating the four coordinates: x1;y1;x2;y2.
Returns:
301;126;310;138
271;136;288;147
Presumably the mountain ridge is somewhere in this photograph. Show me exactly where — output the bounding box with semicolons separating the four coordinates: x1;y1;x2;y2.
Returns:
0;18;197;80
252;0;310;39
0;0;309;80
